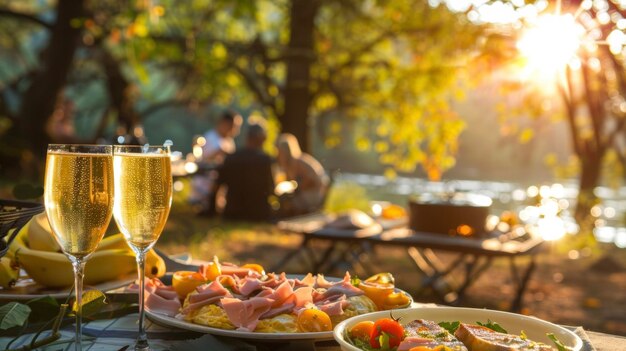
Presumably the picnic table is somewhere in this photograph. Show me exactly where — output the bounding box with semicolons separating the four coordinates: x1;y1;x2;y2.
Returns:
1;251;624;351
273;213;545;312
0;305;622;350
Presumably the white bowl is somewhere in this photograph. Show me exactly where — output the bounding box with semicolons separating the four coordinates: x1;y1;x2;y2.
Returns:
333;306;583;351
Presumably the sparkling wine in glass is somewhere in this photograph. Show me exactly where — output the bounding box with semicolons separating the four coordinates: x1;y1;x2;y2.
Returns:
113;145;172;351
44;144;114;351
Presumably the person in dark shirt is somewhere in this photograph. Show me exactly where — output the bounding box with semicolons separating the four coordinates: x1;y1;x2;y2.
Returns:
207;122;274;221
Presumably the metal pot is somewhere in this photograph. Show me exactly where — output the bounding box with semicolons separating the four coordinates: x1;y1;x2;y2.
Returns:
408;192;492;237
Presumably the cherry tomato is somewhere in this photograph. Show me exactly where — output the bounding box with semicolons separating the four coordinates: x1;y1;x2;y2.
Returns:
296;309;332;332
172;271;206;298
370;317;404;348
349;321;375;342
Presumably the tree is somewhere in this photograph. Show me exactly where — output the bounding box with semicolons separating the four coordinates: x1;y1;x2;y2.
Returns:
484;0;626;234
1;0;485;181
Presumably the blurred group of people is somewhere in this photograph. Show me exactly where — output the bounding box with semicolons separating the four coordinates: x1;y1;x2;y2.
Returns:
190;110;328;222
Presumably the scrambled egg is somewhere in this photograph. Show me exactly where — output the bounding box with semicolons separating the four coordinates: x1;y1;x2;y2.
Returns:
255;314;298;333
187;304;236;330
330;295;378;325
182;292;377;332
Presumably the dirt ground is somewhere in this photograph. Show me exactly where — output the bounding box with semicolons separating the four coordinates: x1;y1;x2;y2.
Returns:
157;213;626;337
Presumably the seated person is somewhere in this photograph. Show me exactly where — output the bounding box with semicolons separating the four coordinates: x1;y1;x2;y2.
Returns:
190;110;243;212
207;123;274;221
276;133;327;215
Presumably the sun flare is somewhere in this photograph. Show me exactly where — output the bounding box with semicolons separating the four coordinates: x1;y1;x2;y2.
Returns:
517;14;584;76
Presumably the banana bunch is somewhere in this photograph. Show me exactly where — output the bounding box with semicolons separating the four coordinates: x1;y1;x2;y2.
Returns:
0;257;19;289
5;213;166;289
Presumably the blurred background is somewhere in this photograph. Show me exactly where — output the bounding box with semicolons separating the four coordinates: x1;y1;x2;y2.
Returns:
1;0;626;334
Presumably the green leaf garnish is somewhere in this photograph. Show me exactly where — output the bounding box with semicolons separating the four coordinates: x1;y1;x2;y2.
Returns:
0;302;31;330
351;275;361;287
477;319;508;333
438;321;460;334
379;331;391;349
547;333;570;351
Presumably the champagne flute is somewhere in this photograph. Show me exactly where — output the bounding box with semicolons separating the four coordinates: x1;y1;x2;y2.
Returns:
112;145;172;351
44;144;114;351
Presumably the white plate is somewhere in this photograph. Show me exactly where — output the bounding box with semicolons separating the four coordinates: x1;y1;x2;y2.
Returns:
0;275;136;300
147;311;335;341
146;279;413;341
334;306;583;351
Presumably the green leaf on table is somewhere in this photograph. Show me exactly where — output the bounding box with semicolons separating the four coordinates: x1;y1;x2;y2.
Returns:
477;319;508;334
547;333;570;351
26;295;59;322
72;289;107;318
0;302;31;330
438;321;460;334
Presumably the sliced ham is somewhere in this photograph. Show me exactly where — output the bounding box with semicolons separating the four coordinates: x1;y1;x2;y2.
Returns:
260;302;295;319
291;286;314;308
314;274;335;289
190;279;232;303
181;295;224;314
221;296;275;331
154;288;179;300
238;277;263;297
294;273;315;287
145;290;181;317
397;336;437;351
317;281;364;300
141;278;182;317
267;281;294;307
220;262;262;278
316;298;348;316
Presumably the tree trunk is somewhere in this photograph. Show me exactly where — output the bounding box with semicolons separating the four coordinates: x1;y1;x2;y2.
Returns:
575;155;602;235
16;0;85;159
280;0;319;153
100;47;142;143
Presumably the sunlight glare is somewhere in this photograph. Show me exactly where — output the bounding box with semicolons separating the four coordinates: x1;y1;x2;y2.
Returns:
517;14;584;75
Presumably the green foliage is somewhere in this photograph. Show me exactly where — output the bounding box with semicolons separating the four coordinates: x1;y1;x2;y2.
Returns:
1;0;488;180
323;181;371;214
0;301;31;330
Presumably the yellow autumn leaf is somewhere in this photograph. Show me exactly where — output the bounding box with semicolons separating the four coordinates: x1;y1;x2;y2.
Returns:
518;128;534;144
384;168;397;180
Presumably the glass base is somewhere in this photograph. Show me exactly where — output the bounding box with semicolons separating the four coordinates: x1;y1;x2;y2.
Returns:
134;340;149;351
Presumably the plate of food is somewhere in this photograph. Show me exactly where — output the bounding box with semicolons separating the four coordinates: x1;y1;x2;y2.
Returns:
334;306;583;351
144;257;413;341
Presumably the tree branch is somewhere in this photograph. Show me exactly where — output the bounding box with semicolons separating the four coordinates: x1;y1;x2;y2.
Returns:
0;8;53;29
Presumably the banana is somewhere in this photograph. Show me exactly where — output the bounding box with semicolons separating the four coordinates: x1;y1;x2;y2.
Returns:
27;213;61;252
145;249;167;278
0;257;19;289
8;216;167;288
97;233;131;251
15;246;137;288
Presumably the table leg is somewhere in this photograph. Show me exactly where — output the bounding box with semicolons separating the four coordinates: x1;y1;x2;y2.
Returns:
509;254;537;312
313;241;340;272
451;256;493;304
270;235;310;272
407;247;463;299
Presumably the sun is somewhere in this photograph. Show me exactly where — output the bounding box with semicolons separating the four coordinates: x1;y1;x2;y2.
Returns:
517;14;584;76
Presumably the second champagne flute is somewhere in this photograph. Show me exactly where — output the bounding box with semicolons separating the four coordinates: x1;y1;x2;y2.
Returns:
113;145;172;351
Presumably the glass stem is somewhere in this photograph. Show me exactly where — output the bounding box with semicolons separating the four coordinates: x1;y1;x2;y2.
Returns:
71;259;86;351
135;253;149;350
